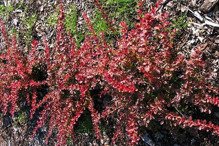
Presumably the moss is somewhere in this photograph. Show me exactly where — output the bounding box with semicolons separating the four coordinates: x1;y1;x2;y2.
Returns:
99;0;137;30
47;11;59;26
47;4;85;47
0;4;14;20
24;14;37;29
106;0;133;4
65;4;77;34
171;13;188;30
65;4;85;47
93;9;109;34
15;111;27;125
22;14;37;44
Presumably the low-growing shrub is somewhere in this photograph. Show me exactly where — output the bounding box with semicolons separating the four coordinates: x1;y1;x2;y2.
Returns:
0;0;218;145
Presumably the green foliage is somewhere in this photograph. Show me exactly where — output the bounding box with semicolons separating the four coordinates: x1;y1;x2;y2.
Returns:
74;109;93;134
24;14;37;29
101;0;137;28
8;27;17;36
65;4;77;34
74;32;85;47
64;4;85;47
15;112;27;124
47;11;59;26
0;3;36;46
0;4;14;20
47;5;84;47
171;13;188;30
22;14;37;45
66;137;73;146
22;29;32;47
106;0;134;5
93;9;108;34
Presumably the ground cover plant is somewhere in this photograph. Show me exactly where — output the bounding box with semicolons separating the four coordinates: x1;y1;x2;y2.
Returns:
0;0;219;145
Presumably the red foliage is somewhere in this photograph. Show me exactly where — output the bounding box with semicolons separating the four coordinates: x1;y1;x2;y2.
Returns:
0;0;218;145
165;112;219;135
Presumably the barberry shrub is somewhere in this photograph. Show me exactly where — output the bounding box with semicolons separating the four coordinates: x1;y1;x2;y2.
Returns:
0;0;218;145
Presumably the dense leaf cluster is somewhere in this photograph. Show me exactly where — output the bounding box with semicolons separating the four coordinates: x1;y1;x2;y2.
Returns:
0;0;218;145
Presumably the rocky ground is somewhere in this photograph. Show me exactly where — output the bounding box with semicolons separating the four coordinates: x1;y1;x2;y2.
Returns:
0;0;218;145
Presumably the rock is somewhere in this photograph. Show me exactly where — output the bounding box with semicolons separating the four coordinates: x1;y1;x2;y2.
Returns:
200;0;219;13
215;39;219;44
141;133;155;146
190;0;197;7
13;9;23;14
12;18;18;26
215;51;219;57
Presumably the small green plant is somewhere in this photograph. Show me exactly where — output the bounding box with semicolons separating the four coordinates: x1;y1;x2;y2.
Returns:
47;5;84;47
100;0;137;28
24;14;37;29
0;4;14;20
65;4;85;47
106;0;134;5
171;13;188;30
8;27;17;36
15;112;27;124
22;14;37;45
47;11;59;26
93;9;108;34
65;4;77;34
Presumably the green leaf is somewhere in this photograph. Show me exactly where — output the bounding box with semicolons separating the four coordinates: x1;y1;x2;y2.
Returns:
64;4;77;34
